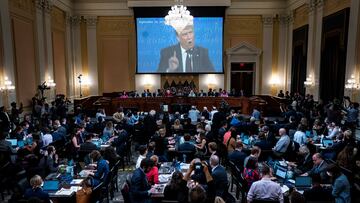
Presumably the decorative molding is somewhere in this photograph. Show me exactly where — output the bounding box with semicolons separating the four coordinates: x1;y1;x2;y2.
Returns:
262;15;274;26
98;18;134;36
84;16;98;27
226;17;262;35
9;0;35;17
51;7;65;30
44;0;54;14
70;15;83;26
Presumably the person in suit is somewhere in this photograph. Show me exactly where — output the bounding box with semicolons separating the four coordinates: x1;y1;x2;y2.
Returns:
0;106;11;133
157;24;214;73
130;158;152;203
209;155;228;198
178;134;196;152
228;141;247;171
24;175;51;203
302;153;330;183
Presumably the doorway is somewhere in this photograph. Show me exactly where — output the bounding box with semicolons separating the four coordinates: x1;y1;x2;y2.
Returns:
230;62;254;96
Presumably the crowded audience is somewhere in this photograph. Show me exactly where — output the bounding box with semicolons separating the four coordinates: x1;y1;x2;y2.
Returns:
0;91;358;203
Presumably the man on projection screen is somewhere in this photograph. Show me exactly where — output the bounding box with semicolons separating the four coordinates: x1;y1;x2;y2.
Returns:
157;23;215;73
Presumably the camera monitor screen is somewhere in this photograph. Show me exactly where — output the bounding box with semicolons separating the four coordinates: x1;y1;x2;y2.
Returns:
136;17;223;73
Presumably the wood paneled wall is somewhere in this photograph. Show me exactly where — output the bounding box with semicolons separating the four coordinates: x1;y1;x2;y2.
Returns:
51;7;67;96
97;16;135;94
9;0;37;106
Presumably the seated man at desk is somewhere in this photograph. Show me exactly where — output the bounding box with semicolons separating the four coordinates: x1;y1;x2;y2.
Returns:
303;174;333;202
302;153;329;183
178;134;196;153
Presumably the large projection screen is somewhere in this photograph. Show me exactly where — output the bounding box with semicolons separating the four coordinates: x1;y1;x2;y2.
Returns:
136;17;223;74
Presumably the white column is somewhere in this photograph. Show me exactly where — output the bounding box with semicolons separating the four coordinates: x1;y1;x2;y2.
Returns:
44;0;55;100
345;0;360;79
0;0;16;106
313;0;324;100
65;13;75;99
306;0;316;96
44;0;54;80
71;16;82;98
35;0;46;84
285;11;294;92
262;15;274;95
278;15;288;91
84;16;99;96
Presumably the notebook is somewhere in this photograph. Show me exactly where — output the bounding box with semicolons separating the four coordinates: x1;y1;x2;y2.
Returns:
6;139;17;147
43;180;59;191
322;139;333;148
295;176;312;190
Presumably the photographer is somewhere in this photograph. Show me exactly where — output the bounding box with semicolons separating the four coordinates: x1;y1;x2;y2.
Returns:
183;158;216;203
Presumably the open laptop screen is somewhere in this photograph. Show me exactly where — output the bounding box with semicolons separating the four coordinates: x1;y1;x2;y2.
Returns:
6;139;17;147
43;180;59;191
275;167;287;179
295;176;312;188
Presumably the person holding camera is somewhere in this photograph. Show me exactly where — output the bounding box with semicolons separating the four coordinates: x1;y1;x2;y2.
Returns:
184;158;216;203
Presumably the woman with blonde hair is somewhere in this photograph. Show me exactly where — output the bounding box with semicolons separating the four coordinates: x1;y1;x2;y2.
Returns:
24;175;51;203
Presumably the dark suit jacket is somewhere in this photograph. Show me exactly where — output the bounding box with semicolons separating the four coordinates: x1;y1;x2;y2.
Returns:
211;165;228;197
130;168;151;203
228;150;247;171
178;142;196;152
158;44;214;73
24;188;50;203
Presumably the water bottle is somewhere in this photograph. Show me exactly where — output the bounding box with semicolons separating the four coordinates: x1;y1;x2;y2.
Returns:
183;154;187;163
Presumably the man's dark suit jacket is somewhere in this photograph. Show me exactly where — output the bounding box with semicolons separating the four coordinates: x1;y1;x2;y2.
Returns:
228;150;247;171
130;168;151;203
157;44;214;73
211;165;228;197
178;142;196;152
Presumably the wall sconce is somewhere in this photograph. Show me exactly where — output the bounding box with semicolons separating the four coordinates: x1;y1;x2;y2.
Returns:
47;77;56;87
269;74;280;86
345;74;359;90
0;77;15;91
304;74;313;87
205;74;217;89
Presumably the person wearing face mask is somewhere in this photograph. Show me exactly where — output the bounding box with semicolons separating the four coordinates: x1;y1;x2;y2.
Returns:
326;164;351;203
157;23;214;73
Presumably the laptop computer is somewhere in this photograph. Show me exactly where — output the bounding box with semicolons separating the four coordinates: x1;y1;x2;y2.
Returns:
322;139;333;148
295;176;312;190
92;139;101;148
6;139;17;147
43;180;59;192
242;136;250;145
275;166;288;180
